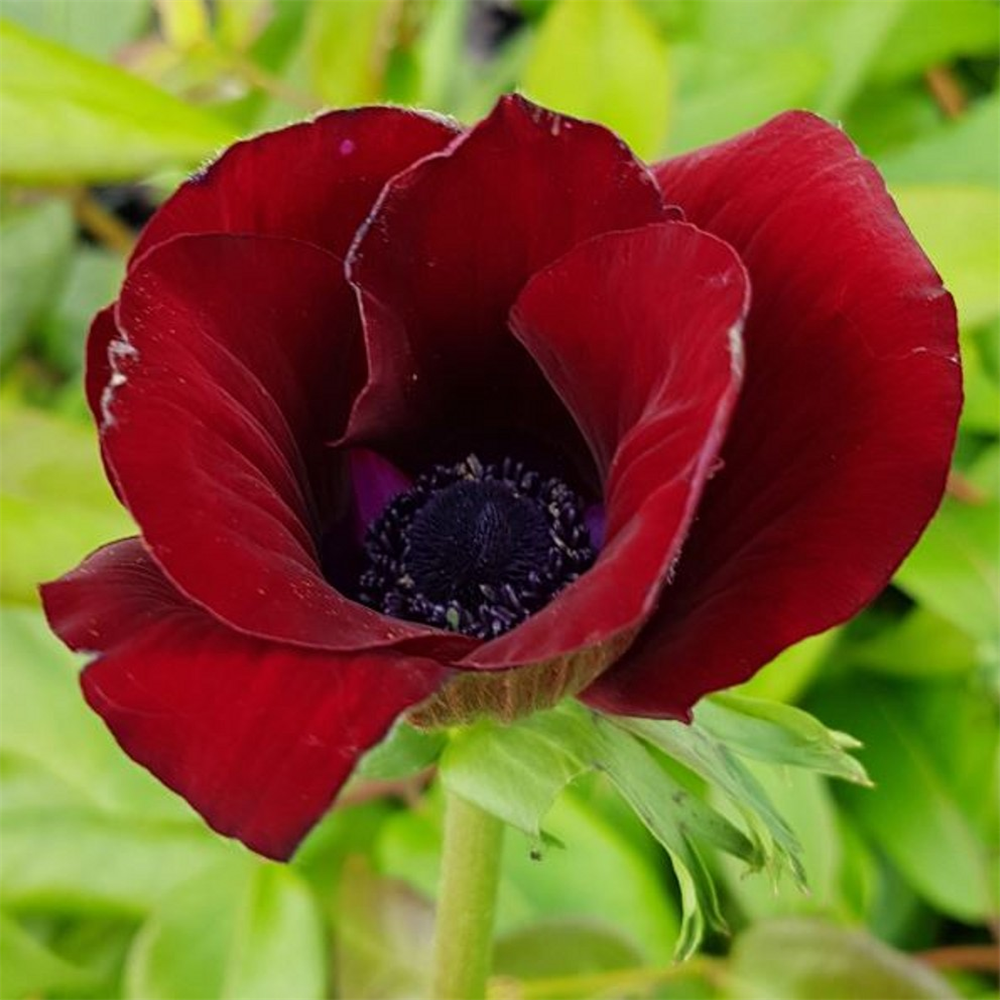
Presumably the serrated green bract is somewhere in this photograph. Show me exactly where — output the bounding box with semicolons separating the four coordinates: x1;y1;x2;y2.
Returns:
439;697;868;959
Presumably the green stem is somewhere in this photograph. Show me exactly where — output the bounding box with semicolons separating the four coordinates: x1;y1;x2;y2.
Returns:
431;789;505;1000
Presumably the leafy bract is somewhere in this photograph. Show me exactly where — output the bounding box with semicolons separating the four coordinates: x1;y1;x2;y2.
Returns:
440;698;867;957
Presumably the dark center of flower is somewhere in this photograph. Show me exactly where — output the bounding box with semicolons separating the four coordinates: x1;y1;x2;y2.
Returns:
359;455;596;639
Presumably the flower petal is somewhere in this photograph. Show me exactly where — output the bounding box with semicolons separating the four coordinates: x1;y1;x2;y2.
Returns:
42;539;446;860
84;304;124;499
85;304;116;426
101;233;471;657
344;93;668;469
348;448;412;545
132;107;459;264
585;111;961;718
463;222;746;672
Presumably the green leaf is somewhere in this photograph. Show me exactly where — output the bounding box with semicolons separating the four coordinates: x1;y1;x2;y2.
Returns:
667;45;823;153
497;790;680;965
870;0;1000;84
0;607;186;818
692;0;906;117
713;767;856;922
814;676;999;921
967;442;1000;498
333;856;433;1000
619;693;873;921
634;0;702;38
521;0;671;158
583;720;730;958
892;184;1000;329
36;246;125;376
730;629;838;703
441;703;760;957
218;866;326;1000
356;721;447;781
723;918;960;999
692;0;821;49
695;694;871;786
1;808;231;916
439;710;590;840
125;861;325;1000
301;0;396;106
808;0;907;118
0;911;102;998
0;403;134;604
411;0;472;111
0;197;74;365
878;92;1000;187
894;495;1000;645
850;608;980;679
34;917;138;1000
0;612;230;916
0;0;148;60
156;0;211;51
291;800;396;906
377;784;680;965
454;31;533;122
959;334;1000;434
973;315;1000;383
844;85;942;161
0;18;236;182
1;751;91;815
216;0;273;52
611;713;805;887
493;918;642;981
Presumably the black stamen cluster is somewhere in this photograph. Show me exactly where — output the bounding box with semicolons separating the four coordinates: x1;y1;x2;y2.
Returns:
359;455;596;639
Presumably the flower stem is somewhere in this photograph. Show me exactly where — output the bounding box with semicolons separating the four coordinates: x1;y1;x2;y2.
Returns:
431;789;505;1000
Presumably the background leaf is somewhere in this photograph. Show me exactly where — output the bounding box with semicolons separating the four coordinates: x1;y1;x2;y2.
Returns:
333;856;434;1000
302;0;397;106
0;18;236;181
0;912;104;998
377;783;680;967
723;918;959;1000
892;184;1000;329
894;495;999;647
0;0;149;60
0;404;134;603
521;0;671;157
0;198;74;366
695;694;870;785
877;92;1000;187
125;862;326;1000
813;676;999;922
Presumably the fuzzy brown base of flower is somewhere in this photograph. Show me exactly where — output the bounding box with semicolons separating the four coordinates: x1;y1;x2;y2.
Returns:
408;629;638;728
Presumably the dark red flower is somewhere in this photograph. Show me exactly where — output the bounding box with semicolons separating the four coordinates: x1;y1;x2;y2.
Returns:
42;96;961;861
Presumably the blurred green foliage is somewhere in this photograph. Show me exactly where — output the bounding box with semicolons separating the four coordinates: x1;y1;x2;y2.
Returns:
0;1;997;998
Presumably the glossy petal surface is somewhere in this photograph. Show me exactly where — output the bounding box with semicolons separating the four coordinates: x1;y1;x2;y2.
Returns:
42;539;445;859
345;94;667;470
466;222;747;670
585;112;961;717
132;107;459;263
102;233;470;656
